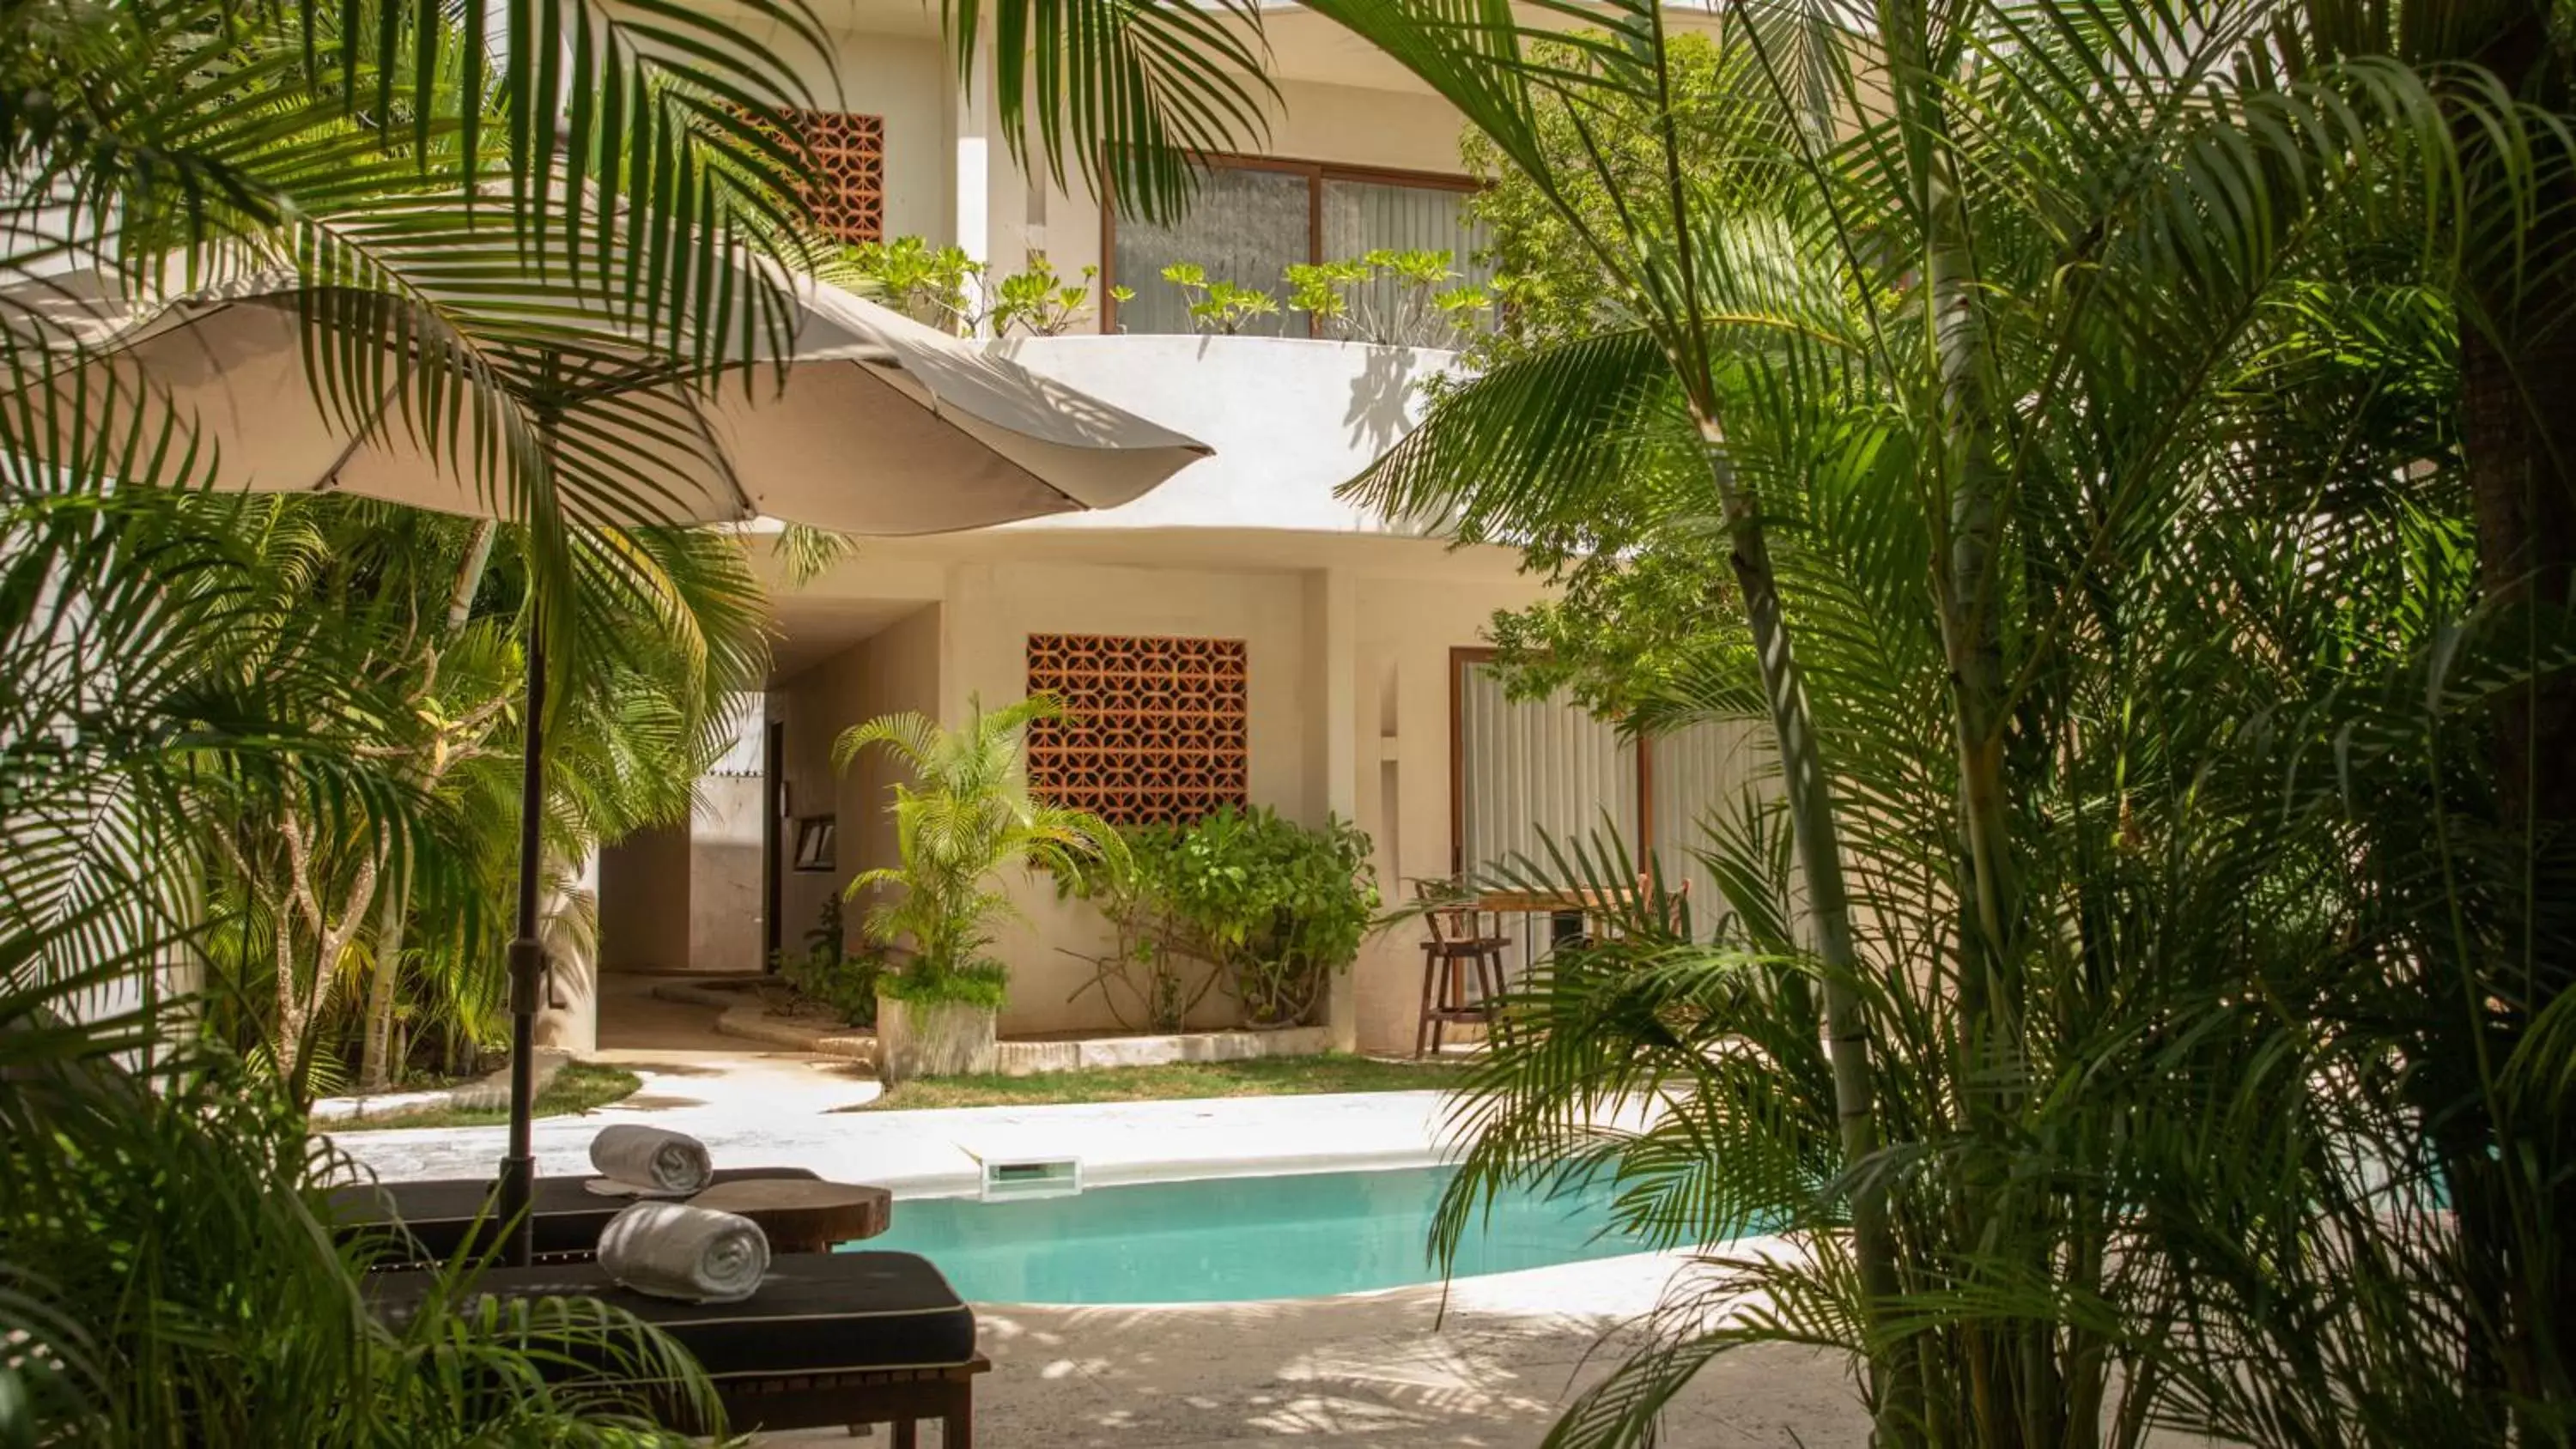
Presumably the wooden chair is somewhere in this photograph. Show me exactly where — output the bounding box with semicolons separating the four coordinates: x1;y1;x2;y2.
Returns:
1414;880;1511;1058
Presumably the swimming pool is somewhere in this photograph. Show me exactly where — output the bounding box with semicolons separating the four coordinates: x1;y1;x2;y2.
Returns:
861;1164;1654;1305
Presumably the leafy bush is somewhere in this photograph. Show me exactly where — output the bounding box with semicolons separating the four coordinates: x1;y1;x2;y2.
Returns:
873;958;1011;1010
2;974;715;1444
772;894;880;1027
1157;264;1281;334
826;238;1122;337
1063;805;1379;1029
1286;249;1492;347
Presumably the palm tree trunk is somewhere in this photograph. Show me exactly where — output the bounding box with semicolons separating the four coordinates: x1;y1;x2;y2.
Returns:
358;520;497;1092
2455;231;2576;1435
2445;9;2576;1421
1694;421;1914;1438
1881;2;2051;1434
355;860;409;1091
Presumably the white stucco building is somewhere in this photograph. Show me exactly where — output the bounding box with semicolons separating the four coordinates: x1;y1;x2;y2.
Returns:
579;0;1759;1057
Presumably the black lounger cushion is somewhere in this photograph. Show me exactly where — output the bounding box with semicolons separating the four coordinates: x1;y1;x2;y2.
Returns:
371;1252;978;1379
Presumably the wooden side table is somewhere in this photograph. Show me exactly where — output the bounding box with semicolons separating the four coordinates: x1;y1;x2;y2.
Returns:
687;1178;893;1254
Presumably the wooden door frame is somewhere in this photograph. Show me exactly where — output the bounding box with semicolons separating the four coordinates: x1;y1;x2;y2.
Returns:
762;718;786;970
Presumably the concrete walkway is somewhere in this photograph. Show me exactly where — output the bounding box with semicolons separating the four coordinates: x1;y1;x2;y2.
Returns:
334;1079;1454;1198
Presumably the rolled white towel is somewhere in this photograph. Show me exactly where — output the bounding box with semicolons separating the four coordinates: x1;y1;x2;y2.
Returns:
587;1125;712;1195
597;1202;771;1304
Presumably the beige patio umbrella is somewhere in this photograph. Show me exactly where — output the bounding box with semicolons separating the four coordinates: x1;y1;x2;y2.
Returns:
7;264;1205;531
4;249;1206;1261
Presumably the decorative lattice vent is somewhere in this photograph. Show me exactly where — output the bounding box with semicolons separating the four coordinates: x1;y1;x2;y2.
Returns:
756;108;886;246
1025;634;1249;826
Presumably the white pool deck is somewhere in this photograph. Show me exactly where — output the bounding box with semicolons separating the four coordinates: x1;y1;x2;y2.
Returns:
333;1065;1456;1199
330;1055;1870;1446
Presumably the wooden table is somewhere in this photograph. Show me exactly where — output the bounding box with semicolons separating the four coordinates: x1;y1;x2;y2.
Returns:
1461;884;1656;991
1474;886;1637;917
688;1178;892;1255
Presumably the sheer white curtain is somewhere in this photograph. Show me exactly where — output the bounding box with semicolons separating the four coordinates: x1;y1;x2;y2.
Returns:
1111;165;1308;336
1455;661;1637;885
1321;179;1492;345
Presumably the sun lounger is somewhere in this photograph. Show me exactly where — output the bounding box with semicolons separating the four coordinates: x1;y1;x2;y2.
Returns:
368;1250;988;1445
331;1167;825;1266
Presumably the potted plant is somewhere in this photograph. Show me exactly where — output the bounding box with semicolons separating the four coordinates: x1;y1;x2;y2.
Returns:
836;695;1120;1080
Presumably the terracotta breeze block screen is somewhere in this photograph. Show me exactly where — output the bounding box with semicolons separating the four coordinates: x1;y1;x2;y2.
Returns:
1025;634;1250;826
764;108;886;246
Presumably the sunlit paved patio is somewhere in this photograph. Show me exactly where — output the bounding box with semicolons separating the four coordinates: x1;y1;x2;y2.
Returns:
759;1249;1866;1448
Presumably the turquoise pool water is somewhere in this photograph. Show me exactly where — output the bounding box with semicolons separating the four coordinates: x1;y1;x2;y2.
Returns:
860;1165;1652;1305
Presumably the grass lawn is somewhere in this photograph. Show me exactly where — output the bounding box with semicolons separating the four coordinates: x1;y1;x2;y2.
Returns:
327;1061;642;1131
846;1053;1475;1112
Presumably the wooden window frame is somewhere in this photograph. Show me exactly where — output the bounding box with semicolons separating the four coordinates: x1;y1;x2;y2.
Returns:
1446;646;1656;880
1099;152;1482;336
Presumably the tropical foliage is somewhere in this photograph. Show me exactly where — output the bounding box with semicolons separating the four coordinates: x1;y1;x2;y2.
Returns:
1315;0;2576;1445
775;893;885;1026
825;237;1127;337
0;0;1279;1434
1060;805;1382;1030
1;975;720;1445
3;0;819;1438
173;501;768;1100
836;694;1121;1009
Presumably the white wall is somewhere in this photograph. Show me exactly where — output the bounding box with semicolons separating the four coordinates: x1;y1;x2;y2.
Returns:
940;557;1314;1035
688;775;767;974
996;335;1451;534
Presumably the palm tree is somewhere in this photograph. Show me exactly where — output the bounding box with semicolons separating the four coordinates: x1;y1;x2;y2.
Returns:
0;0;817;1435
1300;1;2573;1443
835;694;1121;1004
2277;3;2576;1420
177;499;772;1096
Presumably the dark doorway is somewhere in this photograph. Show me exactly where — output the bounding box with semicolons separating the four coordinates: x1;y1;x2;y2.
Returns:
762;718;785;970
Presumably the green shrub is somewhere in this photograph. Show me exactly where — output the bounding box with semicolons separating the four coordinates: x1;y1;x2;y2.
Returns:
1063;805;1379;1028
2;976;715;1444
873;958;1010;1010
773;895;881;1026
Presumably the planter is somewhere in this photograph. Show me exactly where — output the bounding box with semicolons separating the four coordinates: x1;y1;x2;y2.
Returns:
875;992;998;1082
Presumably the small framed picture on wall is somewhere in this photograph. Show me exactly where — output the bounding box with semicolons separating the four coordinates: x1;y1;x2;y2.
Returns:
792;815;837;872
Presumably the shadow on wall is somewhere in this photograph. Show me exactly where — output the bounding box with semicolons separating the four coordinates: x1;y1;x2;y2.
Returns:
1345;343;1433;460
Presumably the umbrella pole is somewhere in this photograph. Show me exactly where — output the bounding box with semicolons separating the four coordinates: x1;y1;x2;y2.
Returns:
495;618;548;1267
